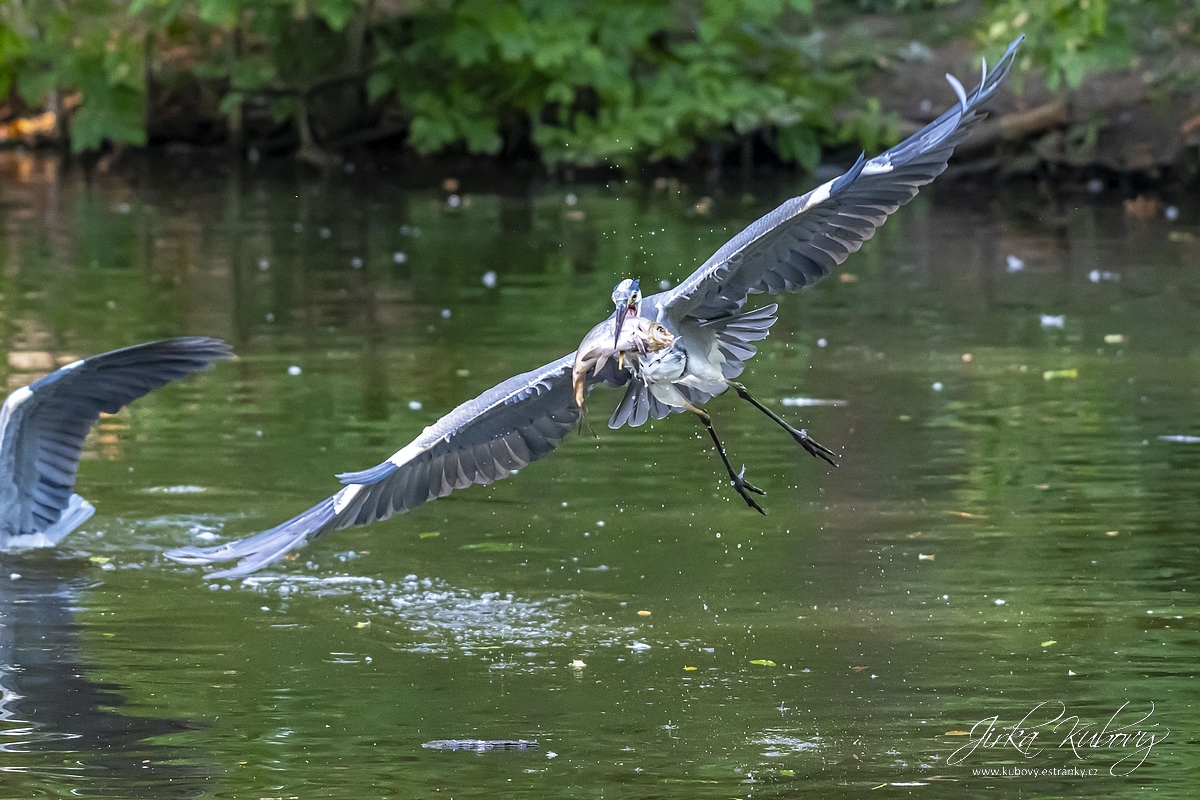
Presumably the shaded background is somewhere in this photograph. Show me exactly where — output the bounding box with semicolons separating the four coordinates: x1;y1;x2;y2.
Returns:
2;0;1200;182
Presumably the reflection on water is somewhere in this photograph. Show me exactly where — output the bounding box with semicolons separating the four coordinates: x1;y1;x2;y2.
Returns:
0;556;206;797
0;150;1198;796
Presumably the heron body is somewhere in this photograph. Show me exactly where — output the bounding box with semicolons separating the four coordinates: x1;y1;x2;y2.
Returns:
167;36;1022;579
0;338;232;549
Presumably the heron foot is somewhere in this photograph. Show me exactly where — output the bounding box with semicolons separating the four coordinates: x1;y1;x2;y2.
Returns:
792;428;838;467
732;465;767;515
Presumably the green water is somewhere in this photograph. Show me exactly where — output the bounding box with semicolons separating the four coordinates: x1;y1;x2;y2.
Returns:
0;153;1197;798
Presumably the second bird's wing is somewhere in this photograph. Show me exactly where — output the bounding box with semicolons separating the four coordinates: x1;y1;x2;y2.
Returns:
165;353;585;579
645;36;1022;325
0;337;232;545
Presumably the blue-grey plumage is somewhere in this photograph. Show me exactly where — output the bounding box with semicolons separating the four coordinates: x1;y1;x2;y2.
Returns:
0;337;233;549
167;354;596;578
165;36;1021;578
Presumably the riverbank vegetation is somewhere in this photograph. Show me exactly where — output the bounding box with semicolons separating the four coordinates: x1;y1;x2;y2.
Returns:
1;0;1199;173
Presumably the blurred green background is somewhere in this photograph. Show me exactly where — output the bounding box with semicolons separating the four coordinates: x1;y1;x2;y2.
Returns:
2;0;1200;176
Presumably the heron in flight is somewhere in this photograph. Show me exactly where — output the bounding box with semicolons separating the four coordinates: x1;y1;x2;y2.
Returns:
0;338;232;549
167;37;1021;579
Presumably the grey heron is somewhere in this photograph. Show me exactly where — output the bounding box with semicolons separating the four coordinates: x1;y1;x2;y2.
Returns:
166;36;1021;579
0;337;232;549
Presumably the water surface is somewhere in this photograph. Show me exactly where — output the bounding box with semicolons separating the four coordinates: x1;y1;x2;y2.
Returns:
0;154;1197;797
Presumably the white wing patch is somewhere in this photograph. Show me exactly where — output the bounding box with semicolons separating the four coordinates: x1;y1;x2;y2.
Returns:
333;483;364;513
388;440;427;468
861;159;895;176
0;384;33;440
797;178;836;214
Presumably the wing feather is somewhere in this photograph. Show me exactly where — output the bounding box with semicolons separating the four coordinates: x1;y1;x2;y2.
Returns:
165;352;590;578
0;337;232;542
646;36;1022;324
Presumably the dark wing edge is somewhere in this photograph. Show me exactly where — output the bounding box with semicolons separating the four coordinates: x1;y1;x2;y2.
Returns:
165;353;583;579
5;337;233;538
648;35;1023;322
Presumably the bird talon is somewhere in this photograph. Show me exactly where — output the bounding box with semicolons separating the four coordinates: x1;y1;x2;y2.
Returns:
795;429;838;466
730;466;766;513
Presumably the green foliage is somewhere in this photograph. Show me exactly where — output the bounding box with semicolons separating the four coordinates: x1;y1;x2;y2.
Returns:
984;0;1128;89
370;0;875;168
0;0;1192;163
4;0;148;150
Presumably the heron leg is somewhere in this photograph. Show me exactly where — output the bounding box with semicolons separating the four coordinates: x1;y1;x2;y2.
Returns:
688;404;766;515
730;382;838;467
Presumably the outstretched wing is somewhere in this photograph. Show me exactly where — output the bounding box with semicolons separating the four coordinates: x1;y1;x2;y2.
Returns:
645;35;1022;324
0;337;233;540
166;352;587;579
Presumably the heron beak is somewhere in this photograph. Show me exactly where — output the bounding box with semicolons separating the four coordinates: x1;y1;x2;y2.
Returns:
612;308;627;350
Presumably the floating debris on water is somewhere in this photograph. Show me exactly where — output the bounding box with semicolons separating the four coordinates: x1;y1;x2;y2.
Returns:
408;400;423;410
423;740;538;752
393;251;408;264
481;270;497;288
1005;254;1025;272
1040;314;1065;328
1159;435;1200;443
1043;369;1078;381
781;397;846;407
142;485;207;494
755;732;821;756
1104;334;1125;344
288;365;302;376
1088;269;1120;283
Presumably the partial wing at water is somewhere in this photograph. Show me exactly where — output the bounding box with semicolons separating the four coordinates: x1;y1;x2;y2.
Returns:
0;337;232;544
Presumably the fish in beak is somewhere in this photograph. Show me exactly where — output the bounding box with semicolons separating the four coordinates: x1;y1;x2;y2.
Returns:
572;314;674;408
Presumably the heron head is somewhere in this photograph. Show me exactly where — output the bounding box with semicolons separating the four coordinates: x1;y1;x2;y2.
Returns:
610;278;642;348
